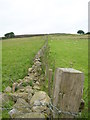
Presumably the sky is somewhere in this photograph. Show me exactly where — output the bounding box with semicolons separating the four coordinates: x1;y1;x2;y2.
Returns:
0;0;89;37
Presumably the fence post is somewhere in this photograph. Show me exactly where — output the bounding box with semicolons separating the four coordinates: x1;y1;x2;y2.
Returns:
48;69;53;97
53;68;84;118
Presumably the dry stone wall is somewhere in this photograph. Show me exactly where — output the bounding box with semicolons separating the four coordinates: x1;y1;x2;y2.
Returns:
1;41;51;119
0;40;85;119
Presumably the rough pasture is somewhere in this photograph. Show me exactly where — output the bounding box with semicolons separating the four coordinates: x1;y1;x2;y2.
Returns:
2;37;44;91
48;34;88;118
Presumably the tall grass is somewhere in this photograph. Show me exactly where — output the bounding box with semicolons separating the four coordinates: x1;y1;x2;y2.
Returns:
48;35;88;118
2;37;44;91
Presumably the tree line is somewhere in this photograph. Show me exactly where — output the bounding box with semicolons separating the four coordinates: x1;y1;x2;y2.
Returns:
2;30;90;39
77;30;90;35
4;32;15;38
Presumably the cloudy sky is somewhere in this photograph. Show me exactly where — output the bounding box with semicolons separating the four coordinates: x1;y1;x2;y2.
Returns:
0;0;89;37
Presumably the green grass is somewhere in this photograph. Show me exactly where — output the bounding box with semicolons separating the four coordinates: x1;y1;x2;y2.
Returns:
2;98;14;118
0;40;2;92
48;34;88;118
2;36;44;118
2;36;44;91
2;34;88;118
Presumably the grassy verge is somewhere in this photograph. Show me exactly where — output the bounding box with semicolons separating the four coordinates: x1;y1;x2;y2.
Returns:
0;40;2;92
2;36;45;118
48;35;88;118
2;34;88;118
2;36;44;91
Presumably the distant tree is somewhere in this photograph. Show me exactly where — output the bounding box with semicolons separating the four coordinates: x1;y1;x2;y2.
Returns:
77;30;85;34
86;32;90;34
4;32;15;38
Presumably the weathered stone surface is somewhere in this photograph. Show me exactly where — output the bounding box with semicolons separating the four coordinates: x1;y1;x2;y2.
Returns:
24;85;33;94
8;108;20;118
23;76;33;81
28;68;32;73
32;105;47;113
0;93;10;107
16;112;45;118
12;82;18;92
27;89;34;95
35;54;39;59
9;98;31;118
46;108;51;116
23;79;30;84
13;98;31;113
28;93;32;102
34;58;41;62
32;66;37;72
34;61;42;67
30;91;50;105
33;89;39;94
36;52;41;58
36;81;40;85
25;85;32;90
17;82;24;89
28;73;35;79
33;100;41;106
32;65;35;70
4;86;12;93
34;72;39;77
31;100;48;113
33;85;41;90
9;92;28;102
37;68;42;73
18;88;25;92
23;78;28;82
33;78;38;83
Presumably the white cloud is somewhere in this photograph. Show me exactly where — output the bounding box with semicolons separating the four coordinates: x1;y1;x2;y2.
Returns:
0;0;89;36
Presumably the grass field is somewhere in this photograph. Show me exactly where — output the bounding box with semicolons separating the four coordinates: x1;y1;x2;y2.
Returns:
1;34;88;118
2;36;45;91
2;36;45;118
0;40;2;92
48;34;88;118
